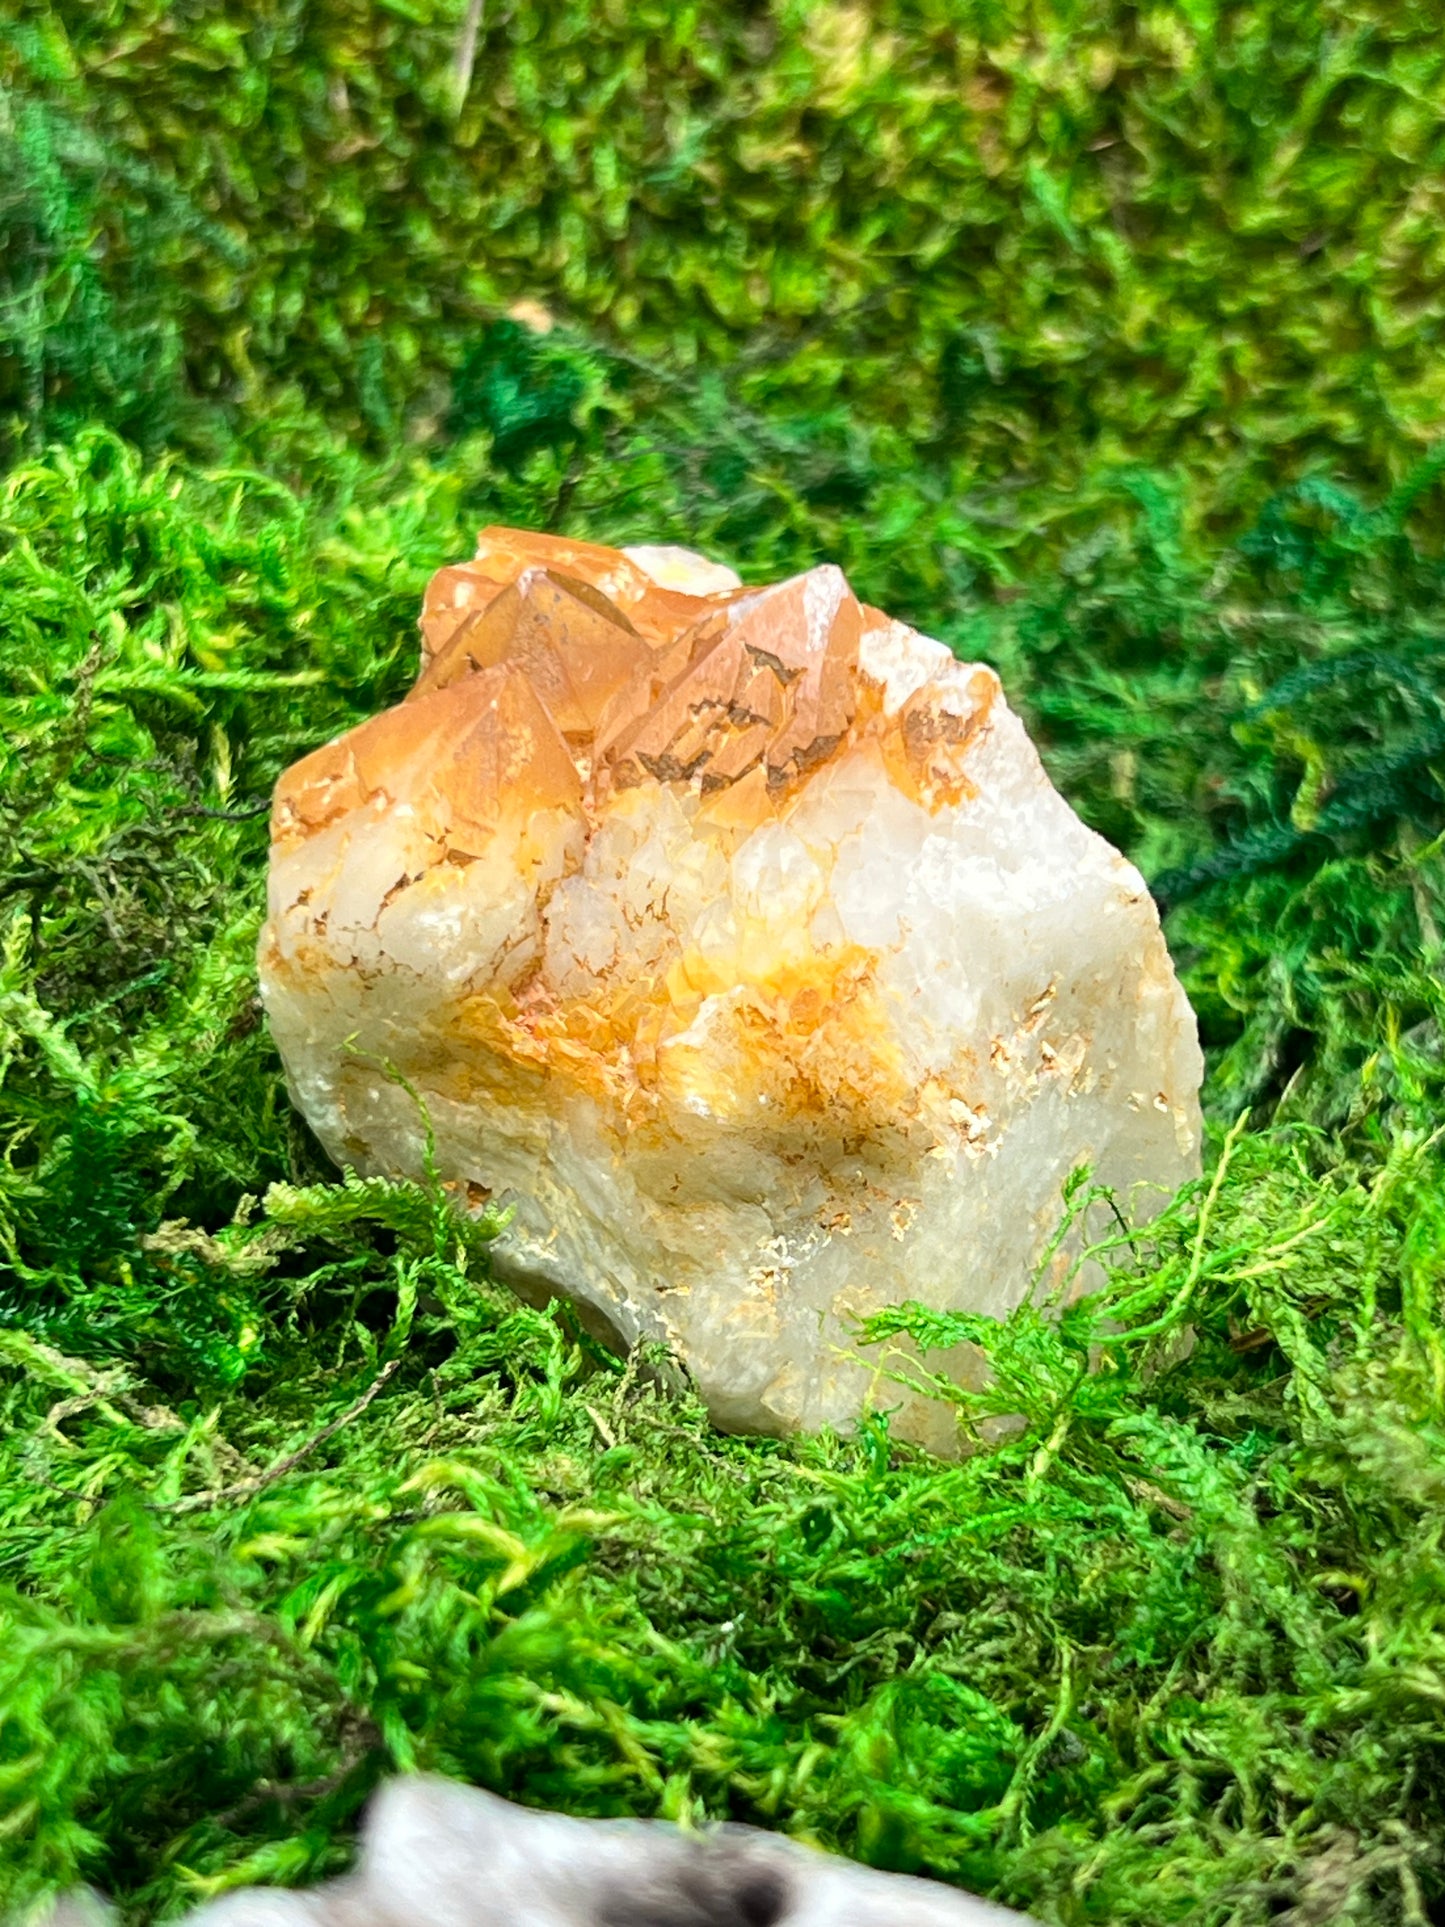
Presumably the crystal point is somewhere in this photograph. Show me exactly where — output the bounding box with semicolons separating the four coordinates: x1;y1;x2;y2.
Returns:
261;528;1203;1445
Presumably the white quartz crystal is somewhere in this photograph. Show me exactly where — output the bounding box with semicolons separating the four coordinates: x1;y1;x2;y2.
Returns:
176;1776;1032;1927
259;528;1202;1447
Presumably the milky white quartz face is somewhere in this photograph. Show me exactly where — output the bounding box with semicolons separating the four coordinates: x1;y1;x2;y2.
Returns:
260;529;1203;1447
622;542;744;595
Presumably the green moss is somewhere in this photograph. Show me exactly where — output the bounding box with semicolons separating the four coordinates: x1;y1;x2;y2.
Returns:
2;5;1445;1923
0;418;1443;1923
10;2;1445;528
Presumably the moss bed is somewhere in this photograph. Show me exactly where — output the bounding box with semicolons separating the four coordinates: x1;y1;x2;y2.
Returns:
4;6;1445;1923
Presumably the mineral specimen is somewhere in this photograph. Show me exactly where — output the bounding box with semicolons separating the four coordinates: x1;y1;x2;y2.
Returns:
259;528;1203;1446
173;1775;1032;1927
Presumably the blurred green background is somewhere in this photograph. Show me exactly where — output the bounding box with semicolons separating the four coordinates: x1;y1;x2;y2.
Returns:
4;5;1445;1923
10;0;1445;525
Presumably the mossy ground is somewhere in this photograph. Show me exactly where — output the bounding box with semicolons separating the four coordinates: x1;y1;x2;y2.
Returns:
4;7;1445;1924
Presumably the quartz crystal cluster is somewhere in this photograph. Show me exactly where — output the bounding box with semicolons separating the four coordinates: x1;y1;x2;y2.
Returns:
259;527;1203;1445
